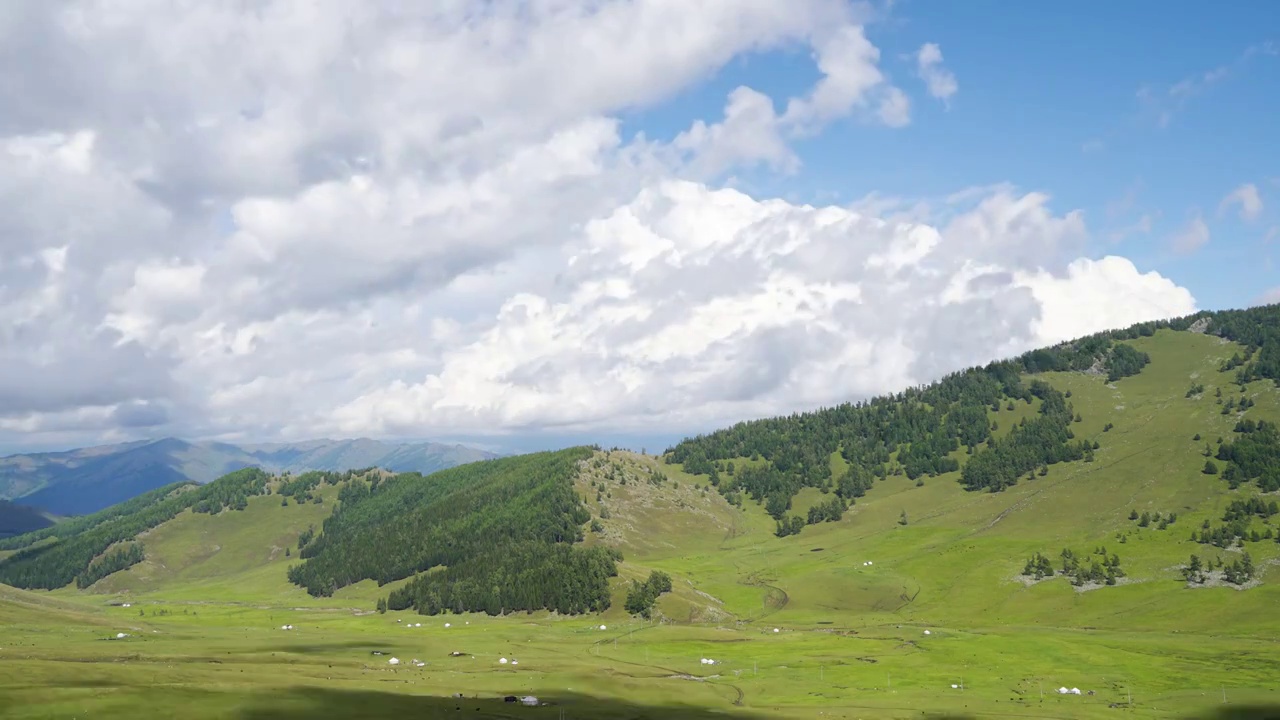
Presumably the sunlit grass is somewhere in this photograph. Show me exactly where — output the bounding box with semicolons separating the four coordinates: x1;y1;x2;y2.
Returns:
2;329;1278;718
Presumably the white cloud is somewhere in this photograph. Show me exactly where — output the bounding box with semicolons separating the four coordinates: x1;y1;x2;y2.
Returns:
876;87;912;128
673;87;797;178
915;43;958;105
1255;286;1280;307
782;24;899;131
0;1;1196;448
1171;215;1211;255
331;183;1194;436
1218;183;1263;221
1017;257;1195;345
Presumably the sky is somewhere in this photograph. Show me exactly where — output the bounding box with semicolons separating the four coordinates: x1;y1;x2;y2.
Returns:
0;0;1276;456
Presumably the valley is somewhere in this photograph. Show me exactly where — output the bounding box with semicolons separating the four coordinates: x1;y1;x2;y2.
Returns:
2;311;1280;719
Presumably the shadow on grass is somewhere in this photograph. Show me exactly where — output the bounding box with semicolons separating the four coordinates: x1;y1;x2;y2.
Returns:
234;688;998;720
1201;708;1280;720
4;685;1278;719
236;687;771;719
236;691;1280;720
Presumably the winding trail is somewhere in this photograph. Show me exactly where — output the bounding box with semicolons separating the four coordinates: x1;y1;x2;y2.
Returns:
736;572;789;622
580;627;748;709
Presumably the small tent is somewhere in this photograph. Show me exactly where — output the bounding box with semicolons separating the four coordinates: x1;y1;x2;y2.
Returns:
388;657;400;665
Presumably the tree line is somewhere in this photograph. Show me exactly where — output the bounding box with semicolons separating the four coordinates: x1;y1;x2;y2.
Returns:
0;468;270;589
277;470;346;504
663;308;1280;538
75;543;144;589
288;448;619;619
0;482;195;552
1215;419;1280;492
1207;304;1280;387
386;542;619;616
959;380;1093;492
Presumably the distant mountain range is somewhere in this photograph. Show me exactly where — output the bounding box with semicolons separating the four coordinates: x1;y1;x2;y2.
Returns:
0;500;55;539
0;438;503;517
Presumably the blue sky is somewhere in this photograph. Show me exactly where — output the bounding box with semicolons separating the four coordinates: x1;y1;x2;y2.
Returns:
1;1;1276;458
621;1;1280;312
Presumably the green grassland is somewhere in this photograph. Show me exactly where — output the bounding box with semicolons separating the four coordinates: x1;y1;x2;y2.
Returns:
2;328;1280;719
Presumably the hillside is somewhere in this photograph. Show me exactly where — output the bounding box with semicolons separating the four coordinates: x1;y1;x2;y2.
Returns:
1;305;1279;718
2;436;500;517
291;448;619;615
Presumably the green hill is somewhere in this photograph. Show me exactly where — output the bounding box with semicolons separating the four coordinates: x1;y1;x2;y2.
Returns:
1;305;1279;719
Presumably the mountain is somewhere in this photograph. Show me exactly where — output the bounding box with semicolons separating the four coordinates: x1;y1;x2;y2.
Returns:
1;438;501;517
2;304;1279;719
0;500;54;539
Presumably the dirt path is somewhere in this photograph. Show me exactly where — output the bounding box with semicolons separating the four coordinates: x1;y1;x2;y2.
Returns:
579;625;748;709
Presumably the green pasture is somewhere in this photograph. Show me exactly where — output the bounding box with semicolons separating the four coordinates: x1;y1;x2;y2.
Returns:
3;329;1280;718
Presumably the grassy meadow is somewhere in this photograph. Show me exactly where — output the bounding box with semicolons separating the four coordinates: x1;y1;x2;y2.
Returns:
2;329;1280;719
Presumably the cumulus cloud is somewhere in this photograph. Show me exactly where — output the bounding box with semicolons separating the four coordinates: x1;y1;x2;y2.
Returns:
0;1;1196;449
915;43;958;105
782;24;901;130
330;183;1194;435
1218;183;1263;221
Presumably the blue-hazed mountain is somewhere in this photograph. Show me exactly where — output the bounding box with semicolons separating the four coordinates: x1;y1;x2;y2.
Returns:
0;438;502;517
0;499;55;539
